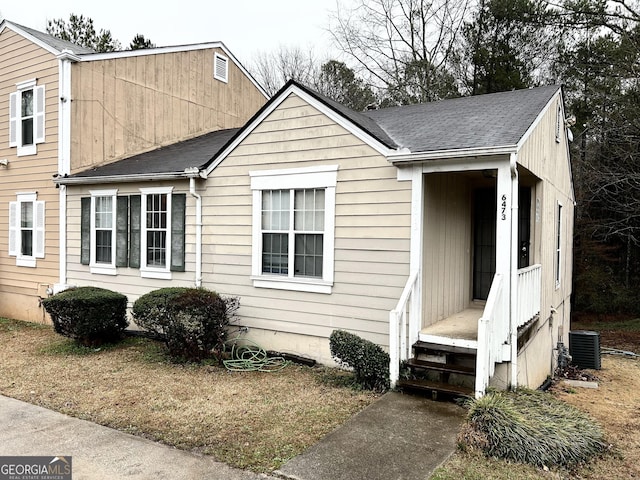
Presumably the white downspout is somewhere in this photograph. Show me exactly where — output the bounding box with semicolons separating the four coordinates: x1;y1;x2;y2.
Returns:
55;50;78;293
509;153;519;389
186;170;202;288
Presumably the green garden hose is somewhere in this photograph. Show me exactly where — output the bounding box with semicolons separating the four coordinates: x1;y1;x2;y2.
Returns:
222;336;288;372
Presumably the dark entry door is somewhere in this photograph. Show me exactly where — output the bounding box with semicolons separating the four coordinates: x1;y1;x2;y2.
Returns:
473;188;496;300
473;187;532;300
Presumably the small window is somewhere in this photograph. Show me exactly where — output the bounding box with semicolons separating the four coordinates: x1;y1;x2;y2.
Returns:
214;52;228;83
555;103;562;143
88;190;118;275
250;165;337;294
8;192;45;267
555;202;562;287
9;79;45;156
140;187;174;279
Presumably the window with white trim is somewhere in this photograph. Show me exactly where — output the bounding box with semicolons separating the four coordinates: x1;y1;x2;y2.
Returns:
89;190;117;275
250;165;337;294
214;52;228;83
80;189;186;278
141;187;173;279
555;202;563;287
9;79;45;156
8;192;45;267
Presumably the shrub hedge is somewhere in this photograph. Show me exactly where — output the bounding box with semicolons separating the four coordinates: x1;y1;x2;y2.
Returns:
132;287;238;362
329;329;390;391
41;286;128;346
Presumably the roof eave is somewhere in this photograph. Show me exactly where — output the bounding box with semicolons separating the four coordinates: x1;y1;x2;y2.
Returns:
55;172;191;186
388;144;518;164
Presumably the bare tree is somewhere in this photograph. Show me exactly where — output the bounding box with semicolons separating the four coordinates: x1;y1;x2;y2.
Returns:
251;46;324;97
330;0;472;103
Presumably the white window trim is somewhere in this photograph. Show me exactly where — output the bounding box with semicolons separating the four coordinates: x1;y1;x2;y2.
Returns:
214;52;228;83
555;103;562;143
140;186;173;279
250;165;338;294
89;189;118;276
11;79;45;157
555;201;563;289
9;192;44;268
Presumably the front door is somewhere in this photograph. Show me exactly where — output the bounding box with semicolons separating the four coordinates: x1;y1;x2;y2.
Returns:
473;187;532;300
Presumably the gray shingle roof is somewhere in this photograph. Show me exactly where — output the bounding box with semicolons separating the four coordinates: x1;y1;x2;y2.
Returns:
72;128;240;179
5;21;95;55
363;85;560;153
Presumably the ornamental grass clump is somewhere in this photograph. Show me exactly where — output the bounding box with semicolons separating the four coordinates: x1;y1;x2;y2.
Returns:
462;389;607;468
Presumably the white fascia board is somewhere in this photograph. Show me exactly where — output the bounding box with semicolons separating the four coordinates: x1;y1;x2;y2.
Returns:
516;87;561;151
78;41;268;99
1;21;63;56
389;145;517;165
55;172;190;186
203;84;397;178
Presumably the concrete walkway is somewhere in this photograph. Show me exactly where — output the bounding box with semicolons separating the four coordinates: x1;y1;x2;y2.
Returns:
0;395;276;480
0;392;465;480
277;392;465;480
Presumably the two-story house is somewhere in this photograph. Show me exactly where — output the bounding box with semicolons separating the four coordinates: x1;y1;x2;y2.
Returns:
0;19;267;322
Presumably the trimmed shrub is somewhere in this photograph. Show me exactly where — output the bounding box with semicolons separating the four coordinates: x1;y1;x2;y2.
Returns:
462;389;608;467
132;287;238;362
41;287;128;346
329;329;390;391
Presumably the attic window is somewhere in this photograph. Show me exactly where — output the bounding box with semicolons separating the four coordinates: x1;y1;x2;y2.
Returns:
214;53;228;83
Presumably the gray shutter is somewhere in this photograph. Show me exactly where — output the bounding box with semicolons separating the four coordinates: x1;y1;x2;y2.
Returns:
81;197;90;265
129;195;141;268
116;196;129;267
170;193;186;272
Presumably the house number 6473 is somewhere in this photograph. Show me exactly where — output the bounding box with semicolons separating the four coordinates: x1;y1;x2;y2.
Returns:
501;194;507;220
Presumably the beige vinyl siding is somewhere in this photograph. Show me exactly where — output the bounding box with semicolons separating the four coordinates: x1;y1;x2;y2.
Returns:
70;47;266;171
203;93;412;349
516;94;574;388
422;173;472;327
65;181;196;301
0;28;61;322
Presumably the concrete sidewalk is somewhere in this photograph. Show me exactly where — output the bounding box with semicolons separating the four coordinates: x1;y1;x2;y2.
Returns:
0;392;464;480
277;391;465;480
0;395;276;480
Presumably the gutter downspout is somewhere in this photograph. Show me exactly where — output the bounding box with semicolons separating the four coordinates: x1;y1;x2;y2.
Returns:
185;168;202;288
55;50;78;294
510;153;519;389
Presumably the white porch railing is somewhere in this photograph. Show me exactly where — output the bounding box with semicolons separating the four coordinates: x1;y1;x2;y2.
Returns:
475;273;508;398
389;271;419;388
516;264;542;328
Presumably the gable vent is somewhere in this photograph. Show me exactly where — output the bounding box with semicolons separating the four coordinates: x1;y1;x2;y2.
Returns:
214;52;228;83
569;330;601;370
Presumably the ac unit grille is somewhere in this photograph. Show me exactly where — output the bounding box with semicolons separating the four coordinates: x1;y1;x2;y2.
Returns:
569;330;601;370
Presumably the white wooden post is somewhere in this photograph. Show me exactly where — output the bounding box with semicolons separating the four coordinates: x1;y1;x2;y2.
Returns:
496;164;512;347
408;165;423;347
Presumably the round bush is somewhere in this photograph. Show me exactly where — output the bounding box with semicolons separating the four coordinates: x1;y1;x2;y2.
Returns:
132;287;237;362
41;286;128;345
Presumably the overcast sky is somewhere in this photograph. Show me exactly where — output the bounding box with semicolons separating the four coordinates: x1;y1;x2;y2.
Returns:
1;0;340;67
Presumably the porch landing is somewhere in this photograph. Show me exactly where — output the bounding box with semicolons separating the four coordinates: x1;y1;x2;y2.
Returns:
418;303;483;349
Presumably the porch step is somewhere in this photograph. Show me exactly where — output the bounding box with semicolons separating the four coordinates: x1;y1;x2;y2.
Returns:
405;358;475;376
397;378;473;398
413;341;477;357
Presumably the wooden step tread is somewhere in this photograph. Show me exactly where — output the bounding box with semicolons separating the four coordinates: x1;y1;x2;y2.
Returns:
406;358;475;375
397;379;473;397
413;341;477;356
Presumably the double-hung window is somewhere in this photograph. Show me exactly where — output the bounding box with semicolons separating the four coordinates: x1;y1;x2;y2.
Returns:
555;202;563;288
250;165;337;294
140;187;173;279
80;188;186;278
8;192;45;267
9;79;45;156
89;190;117;274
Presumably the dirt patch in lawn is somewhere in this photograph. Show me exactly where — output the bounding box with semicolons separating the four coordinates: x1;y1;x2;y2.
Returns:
0;319;378;472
